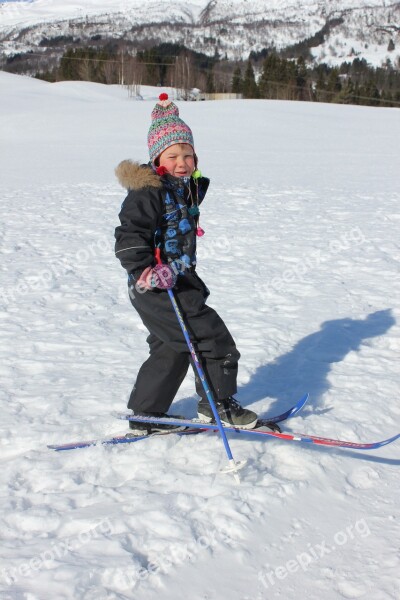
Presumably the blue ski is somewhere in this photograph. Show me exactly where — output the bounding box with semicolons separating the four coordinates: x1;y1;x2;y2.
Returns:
48;418;399;452
48;394;308;451
116;392;309;428
116;417;400;451
47;428;199;451
255;392;309;425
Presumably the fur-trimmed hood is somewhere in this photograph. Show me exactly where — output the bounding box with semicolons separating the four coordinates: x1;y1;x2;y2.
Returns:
115;160;162;191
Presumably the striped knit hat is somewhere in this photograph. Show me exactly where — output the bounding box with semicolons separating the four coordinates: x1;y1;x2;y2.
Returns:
148;93;194;163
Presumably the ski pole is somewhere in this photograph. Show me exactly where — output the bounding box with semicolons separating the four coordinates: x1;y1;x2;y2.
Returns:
166;286;244;483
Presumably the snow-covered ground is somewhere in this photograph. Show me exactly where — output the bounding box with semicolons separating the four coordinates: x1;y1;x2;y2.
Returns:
0;71;399;600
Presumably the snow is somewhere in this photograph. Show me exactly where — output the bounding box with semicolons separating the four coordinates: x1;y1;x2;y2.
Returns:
0;71;400;599
0;0;388;26
0;0;203;28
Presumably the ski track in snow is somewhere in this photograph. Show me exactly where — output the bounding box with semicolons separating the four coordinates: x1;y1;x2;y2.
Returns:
0;73;400;600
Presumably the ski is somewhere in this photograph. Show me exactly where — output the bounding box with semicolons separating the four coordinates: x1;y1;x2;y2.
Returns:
195;426;400;450
47;393;399;452
47;428;200;451
118;414;400;450
47;394;308;452
114;393;310;428
48;421;399;452
258;392;309;424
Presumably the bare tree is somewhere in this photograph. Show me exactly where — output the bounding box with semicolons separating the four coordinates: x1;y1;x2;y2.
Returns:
125;55;144;86
103;58;117;84
174;51;195;97
78;57;91;81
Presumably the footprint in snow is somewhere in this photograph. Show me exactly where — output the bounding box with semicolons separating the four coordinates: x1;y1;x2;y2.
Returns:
345;466;380;490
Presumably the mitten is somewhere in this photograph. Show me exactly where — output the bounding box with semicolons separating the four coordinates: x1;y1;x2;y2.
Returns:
136;264;177;291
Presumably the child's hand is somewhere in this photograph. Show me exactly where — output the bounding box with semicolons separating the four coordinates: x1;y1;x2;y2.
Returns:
136;264;177;291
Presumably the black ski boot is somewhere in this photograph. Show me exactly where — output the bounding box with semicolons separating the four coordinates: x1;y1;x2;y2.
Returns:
197;397;258;430
127;412;186;436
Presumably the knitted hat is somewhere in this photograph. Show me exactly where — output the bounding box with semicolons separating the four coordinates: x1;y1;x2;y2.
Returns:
148;93;194;163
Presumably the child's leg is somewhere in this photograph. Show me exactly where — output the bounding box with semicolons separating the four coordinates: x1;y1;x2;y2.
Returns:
130;275;240;404
128;332;190;414
128;332;190;413
186;306;240;401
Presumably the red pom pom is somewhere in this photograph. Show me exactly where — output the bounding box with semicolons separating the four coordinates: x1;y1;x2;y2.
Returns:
159;93;169;101
156;165;169;176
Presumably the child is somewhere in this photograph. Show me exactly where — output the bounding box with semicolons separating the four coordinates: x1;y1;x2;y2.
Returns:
115;93;258;435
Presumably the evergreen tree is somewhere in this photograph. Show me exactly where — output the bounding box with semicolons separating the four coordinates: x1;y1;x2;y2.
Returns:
259;54;280;98
295;56;308;100
315;65;328;102
258;53;299;99
60;48;78;80
336;77;356;104
326;67;342;102
206;71;215;94
362;81;381;106
242;60;258;98
352;81;361;105
231;65;242;94
137;48;160;85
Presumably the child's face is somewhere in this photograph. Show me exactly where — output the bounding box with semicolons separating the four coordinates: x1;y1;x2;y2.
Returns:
158;143;195;178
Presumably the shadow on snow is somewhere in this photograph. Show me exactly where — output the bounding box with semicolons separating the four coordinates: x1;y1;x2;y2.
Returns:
238;308;395;415
174;309;395;422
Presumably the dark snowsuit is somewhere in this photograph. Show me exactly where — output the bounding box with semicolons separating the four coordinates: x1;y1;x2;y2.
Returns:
114;160;240;413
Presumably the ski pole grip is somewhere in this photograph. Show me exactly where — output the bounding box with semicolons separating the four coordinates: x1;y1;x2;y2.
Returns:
154;247;162;265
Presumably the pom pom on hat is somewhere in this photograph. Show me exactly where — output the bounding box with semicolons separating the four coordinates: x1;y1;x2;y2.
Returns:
157;92;171;109
148;92;195;163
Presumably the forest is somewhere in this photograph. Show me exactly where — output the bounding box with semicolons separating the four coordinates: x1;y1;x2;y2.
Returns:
6;41;400;107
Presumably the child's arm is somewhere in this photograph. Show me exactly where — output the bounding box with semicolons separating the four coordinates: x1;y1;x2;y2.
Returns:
196;176;210;206
115;188;162;281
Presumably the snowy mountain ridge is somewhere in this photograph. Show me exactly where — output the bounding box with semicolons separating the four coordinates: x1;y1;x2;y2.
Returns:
0;0;399;67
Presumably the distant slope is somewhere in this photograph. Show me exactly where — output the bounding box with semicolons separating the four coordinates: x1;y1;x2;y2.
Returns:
0;0;399;67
